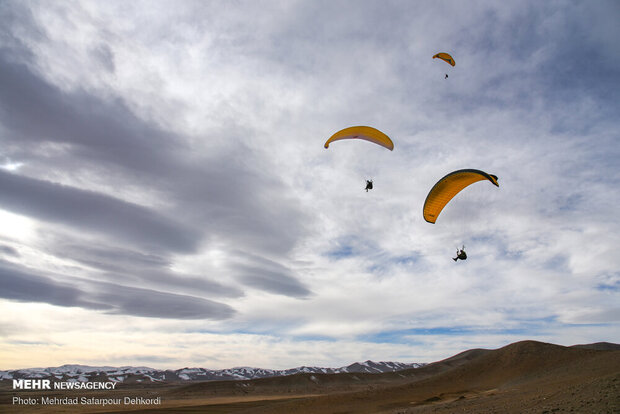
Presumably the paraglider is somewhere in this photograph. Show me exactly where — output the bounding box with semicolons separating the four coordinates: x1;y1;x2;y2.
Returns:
325;126;393;192
433;52;455;79
453;245;467;262
324;126;394;151
423;169;499;224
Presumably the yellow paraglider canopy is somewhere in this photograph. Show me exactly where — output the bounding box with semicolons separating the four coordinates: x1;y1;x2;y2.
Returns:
324;126;394;151
433;52;455;66
423;169;498;224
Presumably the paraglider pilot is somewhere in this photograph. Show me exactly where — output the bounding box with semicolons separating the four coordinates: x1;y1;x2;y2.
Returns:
453;246;467;262
445;74;448;79
365;180;373;192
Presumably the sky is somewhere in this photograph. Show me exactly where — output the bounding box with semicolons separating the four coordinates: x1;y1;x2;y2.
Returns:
1;0;619;371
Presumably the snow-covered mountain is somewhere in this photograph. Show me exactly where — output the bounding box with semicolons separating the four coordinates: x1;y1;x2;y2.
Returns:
0;361;425;384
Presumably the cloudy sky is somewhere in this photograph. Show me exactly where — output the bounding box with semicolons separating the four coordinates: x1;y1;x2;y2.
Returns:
1;0;619;370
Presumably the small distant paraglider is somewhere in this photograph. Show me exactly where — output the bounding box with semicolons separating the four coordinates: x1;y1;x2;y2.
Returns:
433;52;455;79
365;179;373;192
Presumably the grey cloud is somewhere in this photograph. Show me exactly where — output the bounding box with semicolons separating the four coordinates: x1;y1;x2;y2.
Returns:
0;3;317;307
0;244;19;257
101;269;245;299
230;252;312;298
44;239;243;298
90;44;115;73
47;242;172;273
91;282;235;320
457;3;619;117
0;49;308;258
0;51;310;300
0;260;235;320
0;56;181;175
0;260;103;310
0;2;44;62
236;267;312;298
173;165;308;257
0;169;201;253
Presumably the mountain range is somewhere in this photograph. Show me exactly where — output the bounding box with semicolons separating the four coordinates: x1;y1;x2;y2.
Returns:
0;360;425;384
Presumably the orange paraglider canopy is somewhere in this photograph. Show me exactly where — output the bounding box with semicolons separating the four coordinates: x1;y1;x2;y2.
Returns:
324;126;394;151
433;52;455;66
423;169;498;223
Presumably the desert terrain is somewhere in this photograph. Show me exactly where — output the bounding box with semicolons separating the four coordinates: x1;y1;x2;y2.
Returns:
1;340;618;413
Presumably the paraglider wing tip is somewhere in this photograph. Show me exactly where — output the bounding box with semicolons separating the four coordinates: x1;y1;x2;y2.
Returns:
324;143;329;149
490;174;499;186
